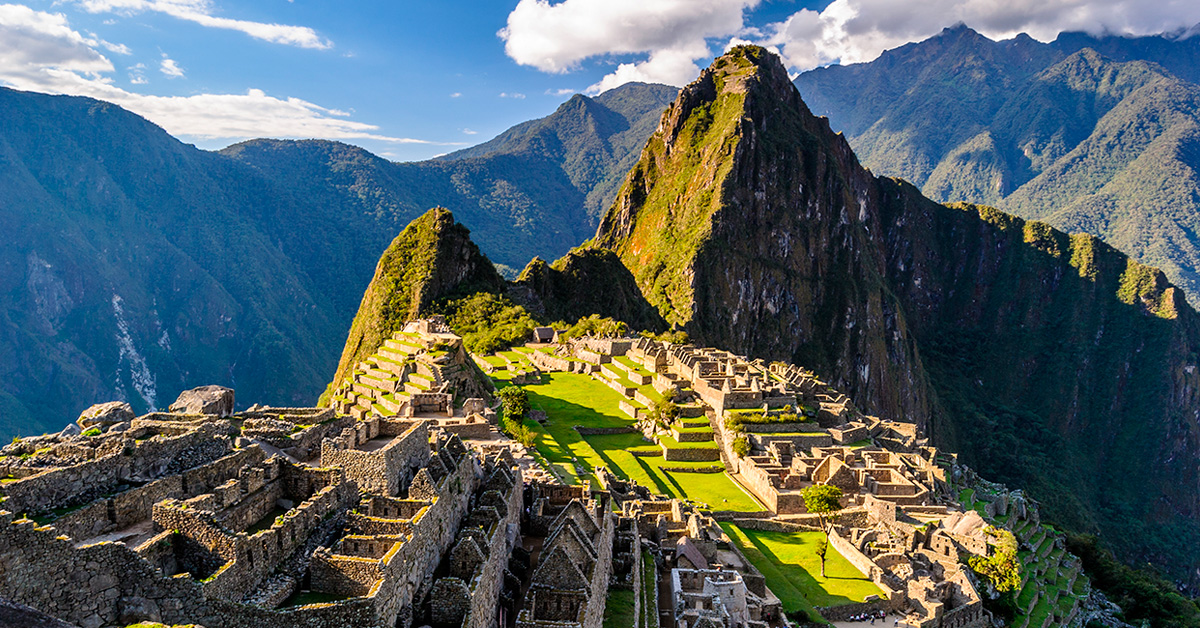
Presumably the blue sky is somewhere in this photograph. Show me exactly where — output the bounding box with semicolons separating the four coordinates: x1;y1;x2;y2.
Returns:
2;0;1198;161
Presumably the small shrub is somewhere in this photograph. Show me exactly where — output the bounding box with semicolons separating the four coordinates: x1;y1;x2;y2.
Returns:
497;386;530;422
649;398;680;425
81;427;102;437
732;435;750;458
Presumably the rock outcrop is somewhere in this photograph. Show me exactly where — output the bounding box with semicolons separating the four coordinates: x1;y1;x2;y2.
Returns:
76;401;135;429
168;386;235;416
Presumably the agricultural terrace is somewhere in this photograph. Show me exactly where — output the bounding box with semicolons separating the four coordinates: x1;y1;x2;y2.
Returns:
720;523;884;620
496;372;763;511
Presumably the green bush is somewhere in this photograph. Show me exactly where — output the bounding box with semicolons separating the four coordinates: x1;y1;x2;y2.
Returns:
1067;533;1200;628
968;526;1021;593
649;398;680;425
440;292;539;354
81;427;102;437
497;386;530;422
732;434;750;458
724;410;809;432
560;314;627;340
642;329;689;344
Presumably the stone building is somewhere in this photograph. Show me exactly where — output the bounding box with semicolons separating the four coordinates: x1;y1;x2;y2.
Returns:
517;486;616;628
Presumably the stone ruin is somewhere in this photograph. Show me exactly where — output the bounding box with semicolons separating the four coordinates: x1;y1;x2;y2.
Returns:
0;380;529;628
0;319;1099;628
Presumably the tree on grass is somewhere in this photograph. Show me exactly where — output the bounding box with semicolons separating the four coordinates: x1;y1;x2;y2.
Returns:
496;386;535;447
815;537;829;576
496;386;529;422
649;398;680;428
802;483;844;577
968;526;1021;593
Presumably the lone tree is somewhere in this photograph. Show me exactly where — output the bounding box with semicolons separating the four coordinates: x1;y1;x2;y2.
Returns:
496;386;530;422
496;386;535;446
802;483;844;577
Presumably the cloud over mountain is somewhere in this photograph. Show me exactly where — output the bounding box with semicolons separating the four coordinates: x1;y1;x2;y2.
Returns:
501;0;1200;91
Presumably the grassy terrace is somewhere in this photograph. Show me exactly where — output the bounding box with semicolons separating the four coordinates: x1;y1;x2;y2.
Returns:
721;523;884;622
500;372;762;511
603;589;636;628
482;354;507;367
657;435;718;450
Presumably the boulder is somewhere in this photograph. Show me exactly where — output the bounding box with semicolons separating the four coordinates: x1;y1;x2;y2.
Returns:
59;423;82;437
77;401;134;429
107;421;131;433
117;596;161;624
169;385;235;416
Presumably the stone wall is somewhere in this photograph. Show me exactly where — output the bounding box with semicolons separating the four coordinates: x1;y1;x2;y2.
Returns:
661;447;720;462
359;436;481;628
148;462;359;602
815;599;886;622
320;421;430;497
574;426;639;436
0;510;383;628
0;423;233;515
459;466;524;628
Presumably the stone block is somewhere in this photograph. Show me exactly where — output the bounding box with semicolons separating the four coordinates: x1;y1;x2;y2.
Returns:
169;385;235;417
77;401;135;428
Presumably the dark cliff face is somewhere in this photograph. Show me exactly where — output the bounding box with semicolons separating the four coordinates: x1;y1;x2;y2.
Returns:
509;250;665;331
593;46;1200;577
881;184;1200;565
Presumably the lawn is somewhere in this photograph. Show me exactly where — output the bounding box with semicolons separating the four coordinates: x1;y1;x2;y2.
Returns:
603;588;636;628
502;372;762;511
720;523;884;613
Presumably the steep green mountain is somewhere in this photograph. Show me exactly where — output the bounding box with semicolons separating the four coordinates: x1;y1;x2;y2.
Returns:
224;82;677;274
0;87;344;438
591;45;1200;583
793;25;1200;300
328;207;504;392
0;82;674;438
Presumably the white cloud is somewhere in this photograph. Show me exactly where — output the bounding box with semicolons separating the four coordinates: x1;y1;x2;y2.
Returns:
159;53;183;77
462;128;477;135
499;0;759;93
499;92;526;99
0;4;449;145
768;0;1200;71
98;38;130;54
73;0;332;49
501;0;1200;91
546;87;576;96
128;61;147;83
449;92;461;98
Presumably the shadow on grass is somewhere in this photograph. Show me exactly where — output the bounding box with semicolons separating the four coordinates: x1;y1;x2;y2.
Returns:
632;454;674;496
743;529;870;608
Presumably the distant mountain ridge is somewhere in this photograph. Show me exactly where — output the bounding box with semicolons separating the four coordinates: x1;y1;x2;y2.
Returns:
0;82;676;438
794;24;1200;300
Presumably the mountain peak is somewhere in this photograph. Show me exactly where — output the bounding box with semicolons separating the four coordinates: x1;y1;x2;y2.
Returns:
326;207;504;395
